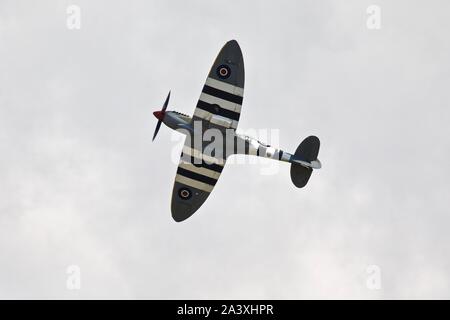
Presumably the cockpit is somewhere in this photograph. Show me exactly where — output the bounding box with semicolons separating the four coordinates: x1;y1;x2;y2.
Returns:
171;110;192;121
172;111;189;117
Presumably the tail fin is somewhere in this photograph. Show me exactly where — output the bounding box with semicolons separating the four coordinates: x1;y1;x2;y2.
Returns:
290;136;320;188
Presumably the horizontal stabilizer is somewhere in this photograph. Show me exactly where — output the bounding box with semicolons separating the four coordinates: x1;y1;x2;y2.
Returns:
290;136;321;188
291;158;322;169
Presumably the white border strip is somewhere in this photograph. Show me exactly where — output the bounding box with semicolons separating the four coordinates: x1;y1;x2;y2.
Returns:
175;174;214;193
199;92;242;113
193;109;238;129
182;146;225;166
205;77;244;97
178;161;221;179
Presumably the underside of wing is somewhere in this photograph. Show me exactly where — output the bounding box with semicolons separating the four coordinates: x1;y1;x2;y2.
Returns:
170;40;244;222
171;138;226;222
193;40;245;131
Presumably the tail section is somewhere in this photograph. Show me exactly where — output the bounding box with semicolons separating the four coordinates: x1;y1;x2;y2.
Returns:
290;136;321;188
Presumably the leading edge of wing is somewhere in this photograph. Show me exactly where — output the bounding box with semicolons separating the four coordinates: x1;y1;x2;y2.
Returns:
207;39;245;88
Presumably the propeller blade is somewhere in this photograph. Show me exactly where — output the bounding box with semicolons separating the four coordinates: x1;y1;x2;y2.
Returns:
152;120;162;141
162;91;170;112
152;91;170;142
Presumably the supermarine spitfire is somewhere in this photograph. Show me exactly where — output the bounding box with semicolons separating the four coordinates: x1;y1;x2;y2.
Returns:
153;40;321;222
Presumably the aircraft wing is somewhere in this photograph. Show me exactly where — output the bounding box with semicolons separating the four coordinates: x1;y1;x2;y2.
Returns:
193;40;245;131
170;40;244;222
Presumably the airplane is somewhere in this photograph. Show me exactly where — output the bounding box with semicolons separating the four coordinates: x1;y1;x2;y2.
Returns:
152;40;321;222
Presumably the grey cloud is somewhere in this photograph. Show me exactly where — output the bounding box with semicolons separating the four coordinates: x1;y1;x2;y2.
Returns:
1;0;450;298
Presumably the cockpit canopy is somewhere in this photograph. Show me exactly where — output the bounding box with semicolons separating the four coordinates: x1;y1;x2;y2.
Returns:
170;110;192;122
172;110;189;117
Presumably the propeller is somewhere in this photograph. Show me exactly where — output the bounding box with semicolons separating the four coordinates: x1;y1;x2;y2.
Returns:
152;91;170;141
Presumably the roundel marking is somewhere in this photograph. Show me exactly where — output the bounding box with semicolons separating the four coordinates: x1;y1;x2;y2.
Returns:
178;187;192;200
216;64;231;79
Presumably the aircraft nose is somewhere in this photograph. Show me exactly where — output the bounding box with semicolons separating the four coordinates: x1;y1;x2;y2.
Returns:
153;110;165;120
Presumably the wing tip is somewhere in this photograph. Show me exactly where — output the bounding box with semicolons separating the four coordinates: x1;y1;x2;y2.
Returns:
171;209;195;222
171;197;198;222
225;39;241;52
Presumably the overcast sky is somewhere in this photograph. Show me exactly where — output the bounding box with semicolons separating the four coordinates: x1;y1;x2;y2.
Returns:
1;0;450;299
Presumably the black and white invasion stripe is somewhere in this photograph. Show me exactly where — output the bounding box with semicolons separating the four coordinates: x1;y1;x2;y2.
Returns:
194;77;244;130
175;146;225;193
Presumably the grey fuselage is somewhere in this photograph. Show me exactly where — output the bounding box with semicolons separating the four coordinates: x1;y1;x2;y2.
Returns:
161;110;296;163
